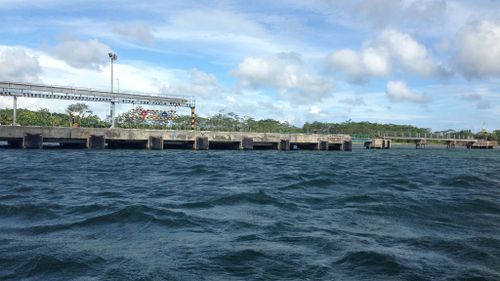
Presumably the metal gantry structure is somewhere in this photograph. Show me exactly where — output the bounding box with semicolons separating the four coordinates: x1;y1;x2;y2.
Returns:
0;81;196;129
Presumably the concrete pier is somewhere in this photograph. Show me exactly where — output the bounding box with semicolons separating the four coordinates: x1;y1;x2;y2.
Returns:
318;141;328;151
365;138;391;149
470;140;496;149
240;137;253;150
374;135;496;149
23;133;43;149
0;126;352;152
446;140;456;149
279;139;290;151
149;136;163;150
415;139;426;149
87;135;106;149
194;136;209;150
343;140;353;151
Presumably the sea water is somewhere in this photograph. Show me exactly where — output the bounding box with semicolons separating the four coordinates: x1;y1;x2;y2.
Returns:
0;146;499;280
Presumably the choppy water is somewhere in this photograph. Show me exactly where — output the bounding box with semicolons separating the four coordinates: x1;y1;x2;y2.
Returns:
0;146;499;281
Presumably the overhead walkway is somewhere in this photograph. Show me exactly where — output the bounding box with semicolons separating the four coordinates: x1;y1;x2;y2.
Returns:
0;81;196;128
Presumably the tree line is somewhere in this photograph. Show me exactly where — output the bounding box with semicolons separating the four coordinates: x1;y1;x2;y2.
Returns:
1;103;499;140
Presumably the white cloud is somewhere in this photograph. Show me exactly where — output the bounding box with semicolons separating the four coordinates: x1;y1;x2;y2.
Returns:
378;29;434;76
232;52;333;103
52;38;112;70
309;105;321;115
113;22;155;45
328;49;366;83
328;29;448;83
386;80;429;104
455;20;500;79
361;47;392;77
158;68;221;98
0;46;41;82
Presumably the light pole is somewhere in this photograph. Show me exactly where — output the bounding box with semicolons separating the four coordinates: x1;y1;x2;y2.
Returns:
109;52;118;128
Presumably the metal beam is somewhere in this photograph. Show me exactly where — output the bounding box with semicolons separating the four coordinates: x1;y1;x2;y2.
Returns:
0;81;195;108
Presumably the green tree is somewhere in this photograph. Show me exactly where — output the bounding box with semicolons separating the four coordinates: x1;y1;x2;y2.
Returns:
66;103;92;127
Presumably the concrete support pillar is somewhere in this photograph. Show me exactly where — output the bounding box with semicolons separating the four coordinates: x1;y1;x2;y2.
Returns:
343;141;353;151
110;102;116;128
13;96;17;126
87;135;106;149
318;141;328;151
415;140;426;149
194;136;209;150
364;141;371;149
23;133;43;149
279;139;290;151
240;137;253;150
149;136;163;150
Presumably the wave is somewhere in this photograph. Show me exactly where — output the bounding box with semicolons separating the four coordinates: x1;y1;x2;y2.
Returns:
0;203;59;220
7;252;105;280
179;190;297;210
23;205;202;234
335;250;406;275
441;175;499;188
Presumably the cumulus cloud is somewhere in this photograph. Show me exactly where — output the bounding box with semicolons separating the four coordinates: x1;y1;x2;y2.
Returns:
454;20;500;79
158;68;221;98
232;52;333;103
0;46;41;82
113;22;155;45
52;38;112;70
386;80;429;104
328;29;450;83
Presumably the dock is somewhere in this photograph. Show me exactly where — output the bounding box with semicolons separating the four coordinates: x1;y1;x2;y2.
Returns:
364;137;496;149
0;126;352;151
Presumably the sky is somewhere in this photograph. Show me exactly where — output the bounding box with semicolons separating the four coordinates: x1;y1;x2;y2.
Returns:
1;0;500;131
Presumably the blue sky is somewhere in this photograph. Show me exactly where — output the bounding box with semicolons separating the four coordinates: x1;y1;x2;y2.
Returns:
1;0;500;131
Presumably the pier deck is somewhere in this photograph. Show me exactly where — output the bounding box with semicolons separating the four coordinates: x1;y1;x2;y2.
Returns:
0;126;352;151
